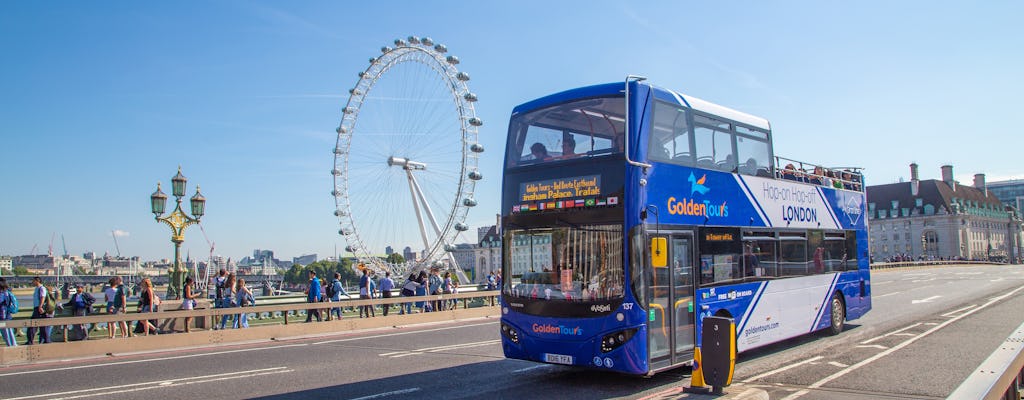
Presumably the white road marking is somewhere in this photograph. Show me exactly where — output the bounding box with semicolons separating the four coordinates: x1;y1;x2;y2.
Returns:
860;323;922;344
955;272;983;275
991;278;1005;282
941;304;978;318
347;388;422;400
873;291;903;298
827;361;848;368
856;344;888;350
0;343;308;378
315;321;497;345
911;295;941;304
380;340;500;358
513;364;554;373
7;367;292;400
740;356;823;382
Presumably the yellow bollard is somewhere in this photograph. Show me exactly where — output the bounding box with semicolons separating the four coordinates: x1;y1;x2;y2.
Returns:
690;346;707;389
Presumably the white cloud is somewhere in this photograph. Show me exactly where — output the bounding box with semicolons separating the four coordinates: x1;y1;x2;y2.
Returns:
112;229;130;238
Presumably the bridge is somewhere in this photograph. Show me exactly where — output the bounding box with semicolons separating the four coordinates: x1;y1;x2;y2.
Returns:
2;264;1023;399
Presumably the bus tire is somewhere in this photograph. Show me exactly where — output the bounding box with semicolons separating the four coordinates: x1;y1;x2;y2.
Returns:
827;292;845;336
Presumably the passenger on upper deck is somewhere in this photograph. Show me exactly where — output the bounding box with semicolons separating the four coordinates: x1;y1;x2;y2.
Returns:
781;163;799;181
529;142;552;162
560;136;578;159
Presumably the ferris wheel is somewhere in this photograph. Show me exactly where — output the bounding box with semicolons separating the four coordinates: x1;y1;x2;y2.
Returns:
332;36;484;281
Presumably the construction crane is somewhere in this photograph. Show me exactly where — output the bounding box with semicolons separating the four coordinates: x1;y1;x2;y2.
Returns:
61;235;69;258
197;223;215;292
111;230;122;257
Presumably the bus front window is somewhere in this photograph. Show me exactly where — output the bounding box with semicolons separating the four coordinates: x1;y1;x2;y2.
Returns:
504;224;624;301
507;97;625;166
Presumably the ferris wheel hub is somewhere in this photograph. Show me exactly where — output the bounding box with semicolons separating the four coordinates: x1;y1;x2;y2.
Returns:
387;156;427;170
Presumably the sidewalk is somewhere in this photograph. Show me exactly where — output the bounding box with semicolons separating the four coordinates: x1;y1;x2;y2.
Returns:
636;384;769;400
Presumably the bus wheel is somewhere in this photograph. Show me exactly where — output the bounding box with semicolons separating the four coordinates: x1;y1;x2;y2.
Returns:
827;292;845;336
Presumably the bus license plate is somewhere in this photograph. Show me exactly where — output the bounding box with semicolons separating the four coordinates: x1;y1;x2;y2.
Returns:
544;353;574;365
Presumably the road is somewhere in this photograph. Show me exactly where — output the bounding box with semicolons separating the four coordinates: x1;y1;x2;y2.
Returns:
1;264;1021;400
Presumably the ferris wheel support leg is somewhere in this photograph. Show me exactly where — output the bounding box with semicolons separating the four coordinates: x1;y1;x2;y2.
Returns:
406;170;433;262
409;171;471;283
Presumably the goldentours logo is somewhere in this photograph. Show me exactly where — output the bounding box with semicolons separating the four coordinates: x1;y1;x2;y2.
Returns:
843;194;863;225
532;323;583;336
667;172;728;218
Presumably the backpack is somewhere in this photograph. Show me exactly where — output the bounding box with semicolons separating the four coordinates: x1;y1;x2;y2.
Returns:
43;290;57;314
4;291;18;316
326;281;337;299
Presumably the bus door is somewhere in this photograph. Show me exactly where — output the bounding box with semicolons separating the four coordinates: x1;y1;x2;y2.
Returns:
648;231;696;369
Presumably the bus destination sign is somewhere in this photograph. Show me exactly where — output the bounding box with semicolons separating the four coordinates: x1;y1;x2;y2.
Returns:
519;175;601;202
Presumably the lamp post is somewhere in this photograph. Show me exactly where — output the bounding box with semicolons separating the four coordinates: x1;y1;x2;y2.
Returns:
150;166;206;300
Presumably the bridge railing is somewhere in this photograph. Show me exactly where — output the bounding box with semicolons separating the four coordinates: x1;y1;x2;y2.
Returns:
0;290;501;365
870;260;1009;270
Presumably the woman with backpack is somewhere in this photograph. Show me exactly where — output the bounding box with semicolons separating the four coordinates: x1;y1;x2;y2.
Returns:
219;273;237;330
137;278;159;335
0;278;17;347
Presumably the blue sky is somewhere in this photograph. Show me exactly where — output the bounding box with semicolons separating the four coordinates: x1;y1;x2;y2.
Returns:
2;1;1022;262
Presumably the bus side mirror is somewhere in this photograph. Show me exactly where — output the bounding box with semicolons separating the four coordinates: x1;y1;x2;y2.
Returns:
651;237;667;267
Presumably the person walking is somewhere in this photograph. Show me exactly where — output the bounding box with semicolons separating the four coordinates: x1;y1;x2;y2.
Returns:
428;268;443;312
415;270;429;313
64;284;95;340
304;271;322;322
218;273;237;330
235;278;253;328
358;269;373;318
26;277;51;345
378;272;394;316
137;278;159;335
0;278;17;347
328;272;348;321
110;276;129;338
181;277;200;333
399;273;420;315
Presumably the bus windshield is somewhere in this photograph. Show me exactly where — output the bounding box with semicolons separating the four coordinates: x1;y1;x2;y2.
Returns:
504;224;624;301
506;97;625;167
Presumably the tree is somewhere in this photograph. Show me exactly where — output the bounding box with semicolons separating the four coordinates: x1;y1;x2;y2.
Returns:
385;253;405;264
12;265;29;276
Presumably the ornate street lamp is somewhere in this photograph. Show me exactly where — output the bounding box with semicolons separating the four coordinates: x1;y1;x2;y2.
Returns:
151;166;205;300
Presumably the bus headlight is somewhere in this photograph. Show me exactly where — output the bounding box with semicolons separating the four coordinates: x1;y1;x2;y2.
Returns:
601;328;638;353
501;323;520;344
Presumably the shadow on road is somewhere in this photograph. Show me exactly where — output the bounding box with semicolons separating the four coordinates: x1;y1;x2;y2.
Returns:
249;359;697;400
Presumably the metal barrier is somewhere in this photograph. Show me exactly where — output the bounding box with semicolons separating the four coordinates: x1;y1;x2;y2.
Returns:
948;320;1024;399
870;260;1008;270
0;291;501;366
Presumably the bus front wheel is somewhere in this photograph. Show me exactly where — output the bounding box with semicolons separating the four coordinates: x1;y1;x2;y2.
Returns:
827;292;845;336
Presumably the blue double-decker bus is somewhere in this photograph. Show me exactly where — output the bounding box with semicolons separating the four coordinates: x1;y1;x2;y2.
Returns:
498;77;871;375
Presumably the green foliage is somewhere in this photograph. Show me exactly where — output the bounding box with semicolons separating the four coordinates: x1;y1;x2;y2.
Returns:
385;253;405;264
282;259;357;285
12;265;29;276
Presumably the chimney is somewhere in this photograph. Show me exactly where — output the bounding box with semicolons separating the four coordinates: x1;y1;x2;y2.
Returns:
941;165;955;190
974;173;987;196
910;163;920;196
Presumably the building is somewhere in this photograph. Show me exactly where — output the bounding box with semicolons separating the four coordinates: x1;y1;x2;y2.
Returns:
292;254;316;266
402;246;418;263
0;256;11;272
988;179;1024;212
385;246;394;256
474;226;502;283
866;164;1023;263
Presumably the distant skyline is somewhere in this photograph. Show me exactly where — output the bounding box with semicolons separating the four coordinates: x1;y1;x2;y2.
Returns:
2;2;1022;261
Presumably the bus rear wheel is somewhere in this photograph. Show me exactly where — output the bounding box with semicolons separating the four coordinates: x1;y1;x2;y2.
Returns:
827;292;845;336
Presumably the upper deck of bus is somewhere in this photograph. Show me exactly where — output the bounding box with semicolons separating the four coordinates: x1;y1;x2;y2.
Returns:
503;81;863;192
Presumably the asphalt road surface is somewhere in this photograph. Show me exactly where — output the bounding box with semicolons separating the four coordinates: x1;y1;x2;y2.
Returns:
1;264;1021;400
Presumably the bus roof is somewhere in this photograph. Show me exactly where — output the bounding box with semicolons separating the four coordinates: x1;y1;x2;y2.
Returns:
511;82;771;131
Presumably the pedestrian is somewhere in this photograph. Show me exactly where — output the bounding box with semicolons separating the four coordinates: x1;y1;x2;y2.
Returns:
304;271;322;322
235;278;253;328
137;278;159;335
486;271;496;290
415;270;429;313
358;268;373;318
328;272;348;321
428;268;443;312
218;273;237;330
64;284;95;340
214;268;228;309
26;277;51;345
181;277;200;333
110;276;129;338
0;278;17;347
442;271;456;310
378;272;394;316
399;273;420;315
